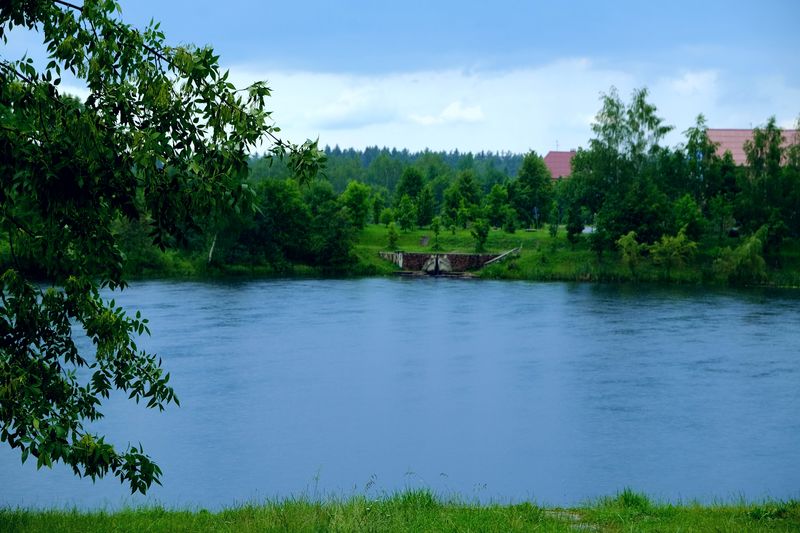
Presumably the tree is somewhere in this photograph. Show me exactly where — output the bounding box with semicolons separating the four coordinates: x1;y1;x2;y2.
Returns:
386;222;399;249
548;200;560;238
396;194;416;231
683;114;719;200
340;180;371;229
370;188;387;224
708;194;734;242
471;218;490;253
304;182;356;268
502;206;517;234
454;169;481;208
565;203;584;246
508;151;552;228
0;2;323;493
379;207;394;227
394;167;424;203
430;216;442;251
568;87;673;253
649;227;697;280
672;193;705;241
485;184;509;227
713;226;768;284
616;231;644;276
415;184;435;227
235;179;310;267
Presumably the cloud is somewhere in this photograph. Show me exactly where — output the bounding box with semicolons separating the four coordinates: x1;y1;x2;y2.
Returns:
410;101;485;126
232;59;641;153
14;51;795;155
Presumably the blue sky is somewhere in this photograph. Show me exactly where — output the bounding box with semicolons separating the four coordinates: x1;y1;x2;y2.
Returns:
7;1;800;153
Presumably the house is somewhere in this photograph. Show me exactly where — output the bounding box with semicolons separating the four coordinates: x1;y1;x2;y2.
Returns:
543;150;577;179
706;128;799;166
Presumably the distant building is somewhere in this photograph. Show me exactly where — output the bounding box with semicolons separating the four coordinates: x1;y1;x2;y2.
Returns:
543;150;577;179
706;128;799;166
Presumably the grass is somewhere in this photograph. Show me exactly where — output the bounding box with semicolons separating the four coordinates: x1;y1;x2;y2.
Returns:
2;490;798;532
358;223;800;286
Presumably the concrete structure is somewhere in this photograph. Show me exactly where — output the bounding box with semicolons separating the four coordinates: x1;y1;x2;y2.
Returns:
707;128;799;166
379;250;519;274
543;150;577;179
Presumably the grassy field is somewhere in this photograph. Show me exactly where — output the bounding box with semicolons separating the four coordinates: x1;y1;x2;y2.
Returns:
2;490;798;532
357;223;800;286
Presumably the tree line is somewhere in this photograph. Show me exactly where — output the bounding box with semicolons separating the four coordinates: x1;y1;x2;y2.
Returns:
164;87;797;278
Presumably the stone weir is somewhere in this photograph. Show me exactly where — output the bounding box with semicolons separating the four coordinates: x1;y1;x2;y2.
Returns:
379;248;520;275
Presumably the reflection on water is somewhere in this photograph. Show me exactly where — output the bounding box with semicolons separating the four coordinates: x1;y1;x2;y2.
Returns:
1;279;799;508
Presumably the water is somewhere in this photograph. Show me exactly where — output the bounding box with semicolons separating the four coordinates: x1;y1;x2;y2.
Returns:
2;279;799;508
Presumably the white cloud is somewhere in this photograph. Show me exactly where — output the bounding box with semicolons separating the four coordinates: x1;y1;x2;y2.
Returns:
232;59;640;153
410;101;485;126
235;59;795;153
227;58;800;153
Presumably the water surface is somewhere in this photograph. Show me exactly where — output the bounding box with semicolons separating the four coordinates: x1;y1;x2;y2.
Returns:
2;279;798;508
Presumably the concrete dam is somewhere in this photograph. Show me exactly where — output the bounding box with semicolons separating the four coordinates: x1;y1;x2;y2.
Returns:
379;248;520;275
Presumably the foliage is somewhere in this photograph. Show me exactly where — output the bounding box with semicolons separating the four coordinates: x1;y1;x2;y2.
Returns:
0;1;322;492
565;203;584;246
502;206;517;234
395;195;416;232
649;227;697;279
708;194;734;241
508;151;552;227
548;200;560;238
713;226;768;284
454;169;481;208
616;231;643;275
415;184;435;227
386;222;398;249
430;216;442;251
303;182;356;269
485;184;509;227
567;88;674;253
394;166;424;203
379;207;394;227
341;180;372;229
235;179;310;267
672;193;704;240
470;218;490;252
370;188;387;224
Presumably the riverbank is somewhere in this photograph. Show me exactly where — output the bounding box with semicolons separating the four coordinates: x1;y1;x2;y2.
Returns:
357;224;800;287
2;490;798;532
7;224;798;286
176;225;800;287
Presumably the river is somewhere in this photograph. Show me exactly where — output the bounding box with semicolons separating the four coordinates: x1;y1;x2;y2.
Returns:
2;279;799;508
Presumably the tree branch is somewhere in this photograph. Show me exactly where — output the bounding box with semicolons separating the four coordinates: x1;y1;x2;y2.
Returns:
47;0;286;148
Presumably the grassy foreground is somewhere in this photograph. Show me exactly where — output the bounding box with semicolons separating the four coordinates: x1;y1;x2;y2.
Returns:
2;490;799;532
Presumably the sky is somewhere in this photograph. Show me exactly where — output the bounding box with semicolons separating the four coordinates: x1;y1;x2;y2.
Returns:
5;0;800;154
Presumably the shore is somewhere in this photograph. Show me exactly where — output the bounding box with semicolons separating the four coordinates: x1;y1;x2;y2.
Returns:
112;224;800;288
2;490;798;532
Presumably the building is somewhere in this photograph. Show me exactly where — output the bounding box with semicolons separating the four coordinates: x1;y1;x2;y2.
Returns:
706;128;799;166
543;150;577;179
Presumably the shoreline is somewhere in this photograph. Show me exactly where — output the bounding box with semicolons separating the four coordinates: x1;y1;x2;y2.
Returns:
2;490;798;531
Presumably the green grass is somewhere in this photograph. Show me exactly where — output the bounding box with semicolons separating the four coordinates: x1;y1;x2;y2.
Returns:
358;223;800;286
2;490;798;532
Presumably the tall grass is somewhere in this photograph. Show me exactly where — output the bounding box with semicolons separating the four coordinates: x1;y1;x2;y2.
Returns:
2;490;798;532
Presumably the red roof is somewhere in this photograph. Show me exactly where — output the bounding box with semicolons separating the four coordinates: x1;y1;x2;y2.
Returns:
707;128;798;166
543;150;576;179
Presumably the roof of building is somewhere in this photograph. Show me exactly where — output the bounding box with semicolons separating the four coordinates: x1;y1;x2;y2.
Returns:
543;150;576;179
707;128;799;166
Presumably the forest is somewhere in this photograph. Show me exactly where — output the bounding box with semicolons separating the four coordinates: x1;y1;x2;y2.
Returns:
2;58;798;284
12;88;789;285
